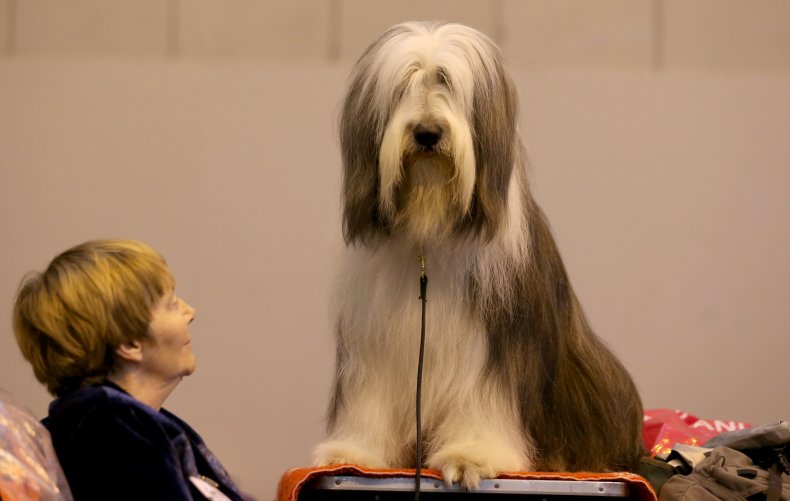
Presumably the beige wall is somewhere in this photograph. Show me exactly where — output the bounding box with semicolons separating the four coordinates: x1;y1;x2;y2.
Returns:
1;1;789;499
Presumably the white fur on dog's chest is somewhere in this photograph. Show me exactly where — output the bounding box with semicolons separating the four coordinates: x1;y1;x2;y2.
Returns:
338;242;489;404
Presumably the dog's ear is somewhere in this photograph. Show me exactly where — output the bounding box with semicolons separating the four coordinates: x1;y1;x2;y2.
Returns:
469;56;520;240
339;68;388;245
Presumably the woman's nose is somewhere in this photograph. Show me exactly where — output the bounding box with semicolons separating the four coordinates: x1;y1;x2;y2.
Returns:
184;301;196;323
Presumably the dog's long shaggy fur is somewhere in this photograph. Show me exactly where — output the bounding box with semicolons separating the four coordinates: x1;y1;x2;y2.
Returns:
314;21;645;488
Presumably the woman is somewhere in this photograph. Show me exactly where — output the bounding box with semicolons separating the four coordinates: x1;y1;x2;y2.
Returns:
13;239;246;501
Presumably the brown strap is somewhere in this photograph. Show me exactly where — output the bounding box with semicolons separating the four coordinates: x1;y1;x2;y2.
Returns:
766;461;783;501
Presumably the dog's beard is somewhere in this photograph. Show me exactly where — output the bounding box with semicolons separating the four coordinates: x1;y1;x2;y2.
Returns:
373;58;477;244
390;150;467;243
379;115;476;244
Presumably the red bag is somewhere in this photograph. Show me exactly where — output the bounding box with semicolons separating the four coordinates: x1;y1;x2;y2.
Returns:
643;409;751;457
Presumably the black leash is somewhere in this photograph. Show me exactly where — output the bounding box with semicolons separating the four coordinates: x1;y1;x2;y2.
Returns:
415;250;428;500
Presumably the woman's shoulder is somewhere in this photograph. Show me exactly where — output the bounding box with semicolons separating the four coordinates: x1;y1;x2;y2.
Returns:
44;383;168;443
43;385;210;500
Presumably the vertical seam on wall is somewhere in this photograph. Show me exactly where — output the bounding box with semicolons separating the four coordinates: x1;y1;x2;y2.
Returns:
166;0;179;59
5;0;16;56
652;0;664;71
491;0;505;48
328;0;341;62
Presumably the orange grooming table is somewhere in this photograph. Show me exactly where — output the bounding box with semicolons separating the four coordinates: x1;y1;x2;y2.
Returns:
278;465;657;500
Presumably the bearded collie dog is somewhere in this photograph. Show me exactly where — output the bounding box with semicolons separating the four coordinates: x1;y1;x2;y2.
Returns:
313;21;645;488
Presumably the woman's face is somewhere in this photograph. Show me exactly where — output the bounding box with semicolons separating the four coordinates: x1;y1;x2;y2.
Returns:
142;286;197;383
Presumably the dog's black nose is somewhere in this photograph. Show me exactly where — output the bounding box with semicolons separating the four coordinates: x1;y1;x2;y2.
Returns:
414;125;441;148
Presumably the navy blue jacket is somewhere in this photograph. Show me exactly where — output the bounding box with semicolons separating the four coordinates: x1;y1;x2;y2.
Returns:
43;381;245;501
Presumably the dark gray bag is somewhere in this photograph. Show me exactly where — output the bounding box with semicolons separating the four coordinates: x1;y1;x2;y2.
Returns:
659;421;790;501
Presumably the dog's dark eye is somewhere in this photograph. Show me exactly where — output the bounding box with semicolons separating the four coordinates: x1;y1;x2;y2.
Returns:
437;69;450;88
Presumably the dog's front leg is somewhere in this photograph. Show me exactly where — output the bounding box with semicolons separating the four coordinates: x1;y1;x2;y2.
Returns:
313;379;408;469
427;389;535;489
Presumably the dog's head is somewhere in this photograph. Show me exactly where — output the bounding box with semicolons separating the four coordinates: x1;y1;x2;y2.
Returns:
340;21;521;245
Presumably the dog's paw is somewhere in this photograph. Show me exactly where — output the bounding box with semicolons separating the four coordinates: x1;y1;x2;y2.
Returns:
438;458;496;490
313;440;387;468
428;441;529;490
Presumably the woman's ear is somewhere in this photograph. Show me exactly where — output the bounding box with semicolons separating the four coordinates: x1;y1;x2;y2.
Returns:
115;341;144;363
